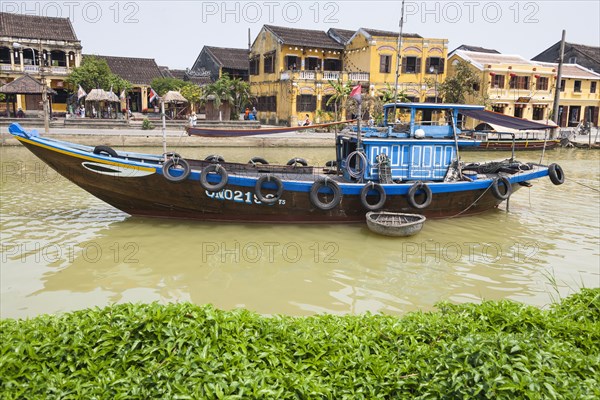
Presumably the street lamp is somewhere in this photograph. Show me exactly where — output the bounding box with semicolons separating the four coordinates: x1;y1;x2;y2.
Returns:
429;66;438;103
12;42;36;66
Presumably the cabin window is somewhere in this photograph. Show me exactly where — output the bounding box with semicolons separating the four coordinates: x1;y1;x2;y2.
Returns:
491;75;505;89
379;55;392;73
560;79;565;92
509;76;529;90
323;58;341;71
306;57;320;71
263;53;274;74
591;82;597;93
249;57;260;75
574;80;582;92
426;57;444;74
296;95;316;112
322;95;335;112
536;77;549;91
402;57;420;74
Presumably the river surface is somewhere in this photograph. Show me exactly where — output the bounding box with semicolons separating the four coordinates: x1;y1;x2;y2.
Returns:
1;145;598;319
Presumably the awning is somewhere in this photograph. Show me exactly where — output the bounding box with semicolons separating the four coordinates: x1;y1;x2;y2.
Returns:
460;109;554;130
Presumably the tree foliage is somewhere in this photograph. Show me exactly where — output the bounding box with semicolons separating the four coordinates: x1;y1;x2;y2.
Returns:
179;83;202;107
438;60;482;104
150;77;187;96
202;74;252;120
65;56;131;93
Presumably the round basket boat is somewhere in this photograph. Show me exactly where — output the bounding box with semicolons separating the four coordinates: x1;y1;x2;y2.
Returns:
366;212;426;237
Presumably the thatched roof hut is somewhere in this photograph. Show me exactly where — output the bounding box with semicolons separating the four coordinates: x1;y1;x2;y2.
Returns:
162;90;188;103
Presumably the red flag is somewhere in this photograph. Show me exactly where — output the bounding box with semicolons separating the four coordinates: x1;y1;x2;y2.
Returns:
350;84;362;103
148;88;158;103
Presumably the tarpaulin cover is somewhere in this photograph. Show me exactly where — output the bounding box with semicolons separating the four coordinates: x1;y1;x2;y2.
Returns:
460;109;554;130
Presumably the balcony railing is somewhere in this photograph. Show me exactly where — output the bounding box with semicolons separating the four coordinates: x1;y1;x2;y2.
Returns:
24;65;39;73
323;71;340;80
0;64;72;75
349;72;369;82
299;71;315;80
279;70;370;83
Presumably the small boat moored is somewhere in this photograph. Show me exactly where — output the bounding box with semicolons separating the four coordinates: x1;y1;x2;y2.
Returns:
366;212;426;237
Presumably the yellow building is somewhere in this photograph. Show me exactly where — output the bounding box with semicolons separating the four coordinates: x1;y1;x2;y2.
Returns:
0;12;82;114
341;28;447;103
249;25;448;126
535;62;600;127
448;50;558;123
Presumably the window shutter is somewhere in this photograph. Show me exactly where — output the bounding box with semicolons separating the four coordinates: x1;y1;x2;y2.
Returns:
438;59;445;74
401;57;407;73
425;57;431;72
415;58;421;73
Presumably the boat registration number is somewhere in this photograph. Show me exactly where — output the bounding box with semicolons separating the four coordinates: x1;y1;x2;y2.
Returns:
205;189;285;205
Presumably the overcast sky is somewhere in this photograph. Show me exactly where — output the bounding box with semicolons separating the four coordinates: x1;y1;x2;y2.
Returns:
4;1;599;69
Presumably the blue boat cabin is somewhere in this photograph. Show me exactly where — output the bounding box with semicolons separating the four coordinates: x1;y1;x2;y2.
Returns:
337;103;482;183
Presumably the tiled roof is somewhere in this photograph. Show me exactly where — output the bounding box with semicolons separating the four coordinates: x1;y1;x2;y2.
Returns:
0;12;78;42
535;62;600;79
0;74;57;94
360;28;421;39
87;55;163;85
451;44;500;54
568;43;600;63
205;46;249;70
454;50;533;69
159;66;212;86
264;25;344;49
327;28;357;45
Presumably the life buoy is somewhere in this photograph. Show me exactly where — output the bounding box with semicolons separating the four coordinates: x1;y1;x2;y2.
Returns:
287;157;308;167
360;182;386;211
255;175;284;205
548;163;565;185
200;164;228;192
310;177;342;210
205;154;225;163
407;181;432;209
491;176;512;200
162;157;191;183
248;157;269;165
93;145;118;157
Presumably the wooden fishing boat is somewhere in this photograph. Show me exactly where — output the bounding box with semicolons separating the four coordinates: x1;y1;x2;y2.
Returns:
366;212;426;237
186;120;352;137
7;102;565;224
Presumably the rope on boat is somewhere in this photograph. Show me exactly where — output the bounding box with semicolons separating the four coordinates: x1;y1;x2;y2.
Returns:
568;178;600;193
448;183;494;219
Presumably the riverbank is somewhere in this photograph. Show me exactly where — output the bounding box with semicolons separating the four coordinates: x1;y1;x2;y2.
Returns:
1;289;598;398
0;122;337;148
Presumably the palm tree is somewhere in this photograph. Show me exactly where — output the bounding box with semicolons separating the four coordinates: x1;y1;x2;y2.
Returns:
326;79;353;123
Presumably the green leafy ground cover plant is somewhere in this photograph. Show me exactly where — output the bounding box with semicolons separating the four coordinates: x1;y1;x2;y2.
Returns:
1;289;598;399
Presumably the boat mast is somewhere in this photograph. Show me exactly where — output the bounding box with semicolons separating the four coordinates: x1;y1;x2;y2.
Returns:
551;30;566;139
392;0;406;120
160;98;167;155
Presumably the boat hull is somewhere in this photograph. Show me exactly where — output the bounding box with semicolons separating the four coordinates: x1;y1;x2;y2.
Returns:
15;136;545;223
460;140;560;151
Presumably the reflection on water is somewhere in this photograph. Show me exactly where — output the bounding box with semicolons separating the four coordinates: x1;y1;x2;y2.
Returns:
1;145;599;318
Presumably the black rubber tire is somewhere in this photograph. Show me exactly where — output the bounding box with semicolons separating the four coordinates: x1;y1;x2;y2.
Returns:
93;145;118;157
491;176;512;200
248;156;269;165
254;175;284;205
548;163;565;185
200;164;228;192
287;157;308;167
309;178;342;211
360;182;386;211
162;157;191;183
407;182;433;209
325;160;337;167
205;154;225;163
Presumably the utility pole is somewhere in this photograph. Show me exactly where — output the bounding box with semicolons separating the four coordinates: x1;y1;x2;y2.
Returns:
551;30;566;138
392;0;406;120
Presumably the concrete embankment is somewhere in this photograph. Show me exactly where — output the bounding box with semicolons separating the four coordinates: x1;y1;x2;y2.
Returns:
0;124;336;148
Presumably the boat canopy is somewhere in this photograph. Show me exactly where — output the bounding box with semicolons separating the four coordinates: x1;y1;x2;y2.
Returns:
460;109;554;130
